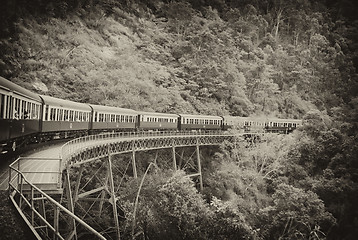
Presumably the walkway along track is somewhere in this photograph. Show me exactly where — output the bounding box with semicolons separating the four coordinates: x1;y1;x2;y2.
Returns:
8;130;238;240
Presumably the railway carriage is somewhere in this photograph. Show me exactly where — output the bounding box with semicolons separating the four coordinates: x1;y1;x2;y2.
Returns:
0;77;42;152
138;111;178;130
223;116;248;131
223;116;302;133
40;95;92;139
265;118;302;133
0;76;304;154
90;104;137;132
179;114;223;130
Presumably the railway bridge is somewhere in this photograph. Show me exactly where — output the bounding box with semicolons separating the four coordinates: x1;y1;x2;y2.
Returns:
8;131;239;239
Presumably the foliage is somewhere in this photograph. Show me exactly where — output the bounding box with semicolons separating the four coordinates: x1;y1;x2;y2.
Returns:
0;192;33;240
0;0;358;239
1;0;357;116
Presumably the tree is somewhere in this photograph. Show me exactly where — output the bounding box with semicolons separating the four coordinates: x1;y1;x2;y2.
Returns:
259;183;336;239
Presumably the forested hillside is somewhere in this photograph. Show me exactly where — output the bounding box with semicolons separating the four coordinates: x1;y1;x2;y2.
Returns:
1;0;357;117
1;0;357;239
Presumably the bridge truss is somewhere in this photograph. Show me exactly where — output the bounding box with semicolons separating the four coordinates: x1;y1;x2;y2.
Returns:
10;131;238;239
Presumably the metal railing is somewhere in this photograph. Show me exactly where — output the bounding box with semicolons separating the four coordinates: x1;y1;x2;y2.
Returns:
9;130;234;239
9;157;106;240
60;130;228;168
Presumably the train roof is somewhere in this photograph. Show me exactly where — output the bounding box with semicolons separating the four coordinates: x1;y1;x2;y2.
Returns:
0;77;42;102
266;118;302;123
223;115;302;123
89;104;137;115
138;111;179;118
179;114;223;120
40;95;91;111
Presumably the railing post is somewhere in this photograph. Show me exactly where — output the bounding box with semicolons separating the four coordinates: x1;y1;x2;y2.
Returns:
31;187;34;225
54;206;59;240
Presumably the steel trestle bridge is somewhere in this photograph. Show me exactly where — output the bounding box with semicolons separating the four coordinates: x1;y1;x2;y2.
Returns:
9;130;238;239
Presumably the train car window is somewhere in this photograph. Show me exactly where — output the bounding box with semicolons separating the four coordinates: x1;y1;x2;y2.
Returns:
69;110;73;121
30;103;34;119
57;109;61;121
21;100;26;119
26;102;31;119
125;116;128;122
6;96;12;119
54;108;57;121
64;110;68;121
31;103;35;119
110;114;115;122
13;98;19;119
0;93;4;119
55;109;59;121
50;108;54;121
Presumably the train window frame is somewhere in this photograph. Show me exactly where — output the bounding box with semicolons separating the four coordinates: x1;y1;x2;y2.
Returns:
94;112;97;122
0;93;4;119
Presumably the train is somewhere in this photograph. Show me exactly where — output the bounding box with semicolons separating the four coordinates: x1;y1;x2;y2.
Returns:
0;77;302;153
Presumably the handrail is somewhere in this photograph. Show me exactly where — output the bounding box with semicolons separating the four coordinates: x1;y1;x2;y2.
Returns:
60;130;229;169
9;130;236;239
9;157;107;240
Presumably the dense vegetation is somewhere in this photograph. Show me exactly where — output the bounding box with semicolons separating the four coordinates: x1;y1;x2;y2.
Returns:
1;0;357;239
1;0;357;116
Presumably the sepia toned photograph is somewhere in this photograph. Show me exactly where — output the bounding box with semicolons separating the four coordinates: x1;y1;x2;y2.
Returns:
0;0;357;239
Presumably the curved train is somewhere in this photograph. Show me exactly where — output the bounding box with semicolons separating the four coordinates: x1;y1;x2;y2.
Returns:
0;77;302;153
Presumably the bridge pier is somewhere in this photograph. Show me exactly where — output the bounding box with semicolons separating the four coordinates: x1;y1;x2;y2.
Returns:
172;146;177;170
64;166;77;239
132;150;137;179
108;154;121;240
196;143;203;192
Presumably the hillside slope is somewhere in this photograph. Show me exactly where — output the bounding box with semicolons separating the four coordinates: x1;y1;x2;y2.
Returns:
1;0;356;118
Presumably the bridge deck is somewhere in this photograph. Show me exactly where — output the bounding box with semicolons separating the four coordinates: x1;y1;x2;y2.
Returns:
0;143;63;191
4;132;234;192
